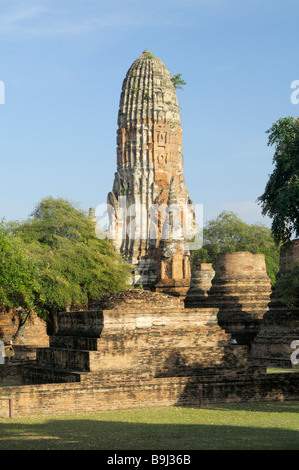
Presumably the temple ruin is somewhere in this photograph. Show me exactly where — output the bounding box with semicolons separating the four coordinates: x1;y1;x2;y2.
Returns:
0;51;299;417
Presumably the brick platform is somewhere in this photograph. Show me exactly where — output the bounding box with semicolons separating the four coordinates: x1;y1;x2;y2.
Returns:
23;290;248;384
1;290;298;418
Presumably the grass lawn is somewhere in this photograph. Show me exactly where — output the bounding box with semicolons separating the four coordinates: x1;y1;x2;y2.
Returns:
0;402;299;450
267;368;299;374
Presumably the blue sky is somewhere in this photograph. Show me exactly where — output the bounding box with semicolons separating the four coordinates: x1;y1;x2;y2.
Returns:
0;0;298;227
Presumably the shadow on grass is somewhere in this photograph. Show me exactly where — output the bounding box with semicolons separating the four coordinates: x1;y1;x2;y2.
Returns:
0;415;298;450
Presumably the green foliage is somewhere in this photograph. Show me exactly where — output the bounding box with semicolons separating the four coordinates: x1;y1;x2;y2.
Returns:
144;52;153;60
258;116;299;243
275;261;299;307
0;223;38;311
170;74;186;90
191;211;280;284
7;197;132;321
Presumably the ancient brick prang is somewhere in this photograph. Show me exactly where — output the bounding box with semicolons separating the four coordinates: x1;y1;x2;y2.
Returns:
251;239;299;368
107;51;195;293
206;252;272;346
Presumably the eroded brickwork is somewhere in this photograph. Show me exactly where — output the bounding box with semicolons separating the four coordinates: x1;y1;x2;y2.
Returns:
2;372;299;418
4;289;296;417
1;287;298;417
251;239;299;368
0;309;48;347
0;310;49;385
24;290;248;385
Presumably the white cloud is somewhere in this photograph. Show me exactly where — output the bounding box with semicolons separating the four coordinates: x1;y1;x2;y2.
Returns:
0;2;141;36
0;5;46;33
216;200;272;226
0;0;212;36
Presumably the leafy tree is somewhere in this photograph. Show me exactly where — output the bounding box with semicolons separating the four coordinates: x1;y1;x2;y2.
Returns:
258;117;299;243
191;211;280;284
0;223;38;311
171;74;186;90
9;197;132;331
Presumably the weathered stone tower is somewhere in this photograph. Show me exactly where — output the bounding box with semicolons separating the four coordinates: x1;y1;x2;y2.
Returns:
107;51;195;292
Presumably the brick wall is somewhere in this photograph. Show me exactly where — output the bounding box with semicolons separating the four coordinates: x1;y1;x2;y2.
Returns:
1;372;299;418
0;309;48;347
0;309;49;384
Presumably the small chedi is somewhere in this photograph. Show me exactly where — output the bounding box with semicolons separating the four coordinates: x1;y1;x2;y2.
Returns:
205;252;272;347
184;263;215;307
251;239;299;368
107;50;195;295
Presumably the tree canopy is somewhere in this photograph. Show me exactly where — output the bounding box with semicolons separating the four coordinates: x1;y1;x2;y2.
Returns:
191;211;280;284
0;223;38;311
258;116;299;243
171;74;186;90
5;197;132;329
